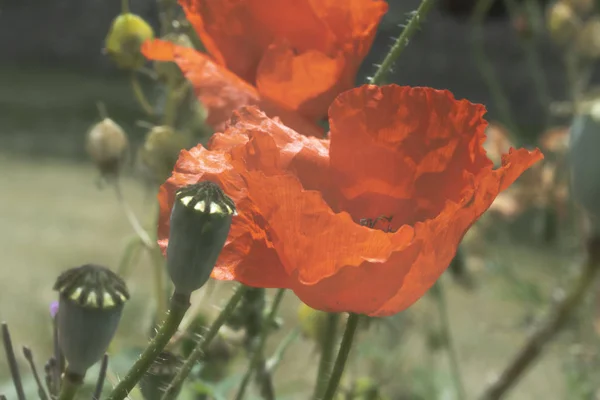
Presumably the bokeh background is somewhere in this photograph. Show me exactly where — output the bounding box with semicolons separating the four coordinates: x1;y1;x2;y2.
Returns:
1;0;599;399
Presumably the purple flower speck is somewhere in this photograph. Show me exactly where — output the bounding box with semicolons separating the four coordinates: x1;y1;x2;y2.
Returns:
50;301;59;318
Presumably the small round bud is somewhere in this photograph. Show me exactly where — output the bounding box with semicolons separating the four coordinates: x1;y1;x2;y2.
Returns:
53;264;129;376
577;17;600;59
570;100;600;233
167;181;236;295
105;13;155;70
546;1;581;45
137;125;189;185
86;118;129;180
139;352;183;400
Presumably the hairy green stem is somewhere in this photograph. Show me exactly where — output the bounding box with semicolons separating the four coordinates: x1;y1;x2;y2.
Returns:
431;281;466;400
312;313;341;400
106;293;191;400
234;289;287;400
369;0;436;86
321;313;360;400
160;285;248;400
478;241;600;400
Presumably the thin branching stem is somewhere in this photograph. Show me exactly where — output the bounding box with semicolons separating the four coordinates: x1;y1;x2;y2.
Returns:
23;346;49;400
1;323;25;400
160;285;248;400
234;289;287;400
479;239;600;400
92;354;109;400
106;292;191;400
431;281;466;400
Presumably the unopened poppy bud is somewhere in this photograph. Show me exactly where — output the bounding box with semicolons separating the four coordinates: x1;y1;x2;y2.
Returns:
105;13;155;70
167;181;236;295
570;101;600;233
546;1;581;45
137;125;189;184
576;17;600;59
86;118;129;180
139;351;183;400
53;264;129;376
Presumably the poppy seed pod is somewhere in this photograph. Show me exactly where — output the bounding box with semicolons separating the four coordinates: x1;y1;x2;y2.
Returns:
167;181;236;295
570;103;600;232
86;118;129;180
53;264;129;376
105;13;155;70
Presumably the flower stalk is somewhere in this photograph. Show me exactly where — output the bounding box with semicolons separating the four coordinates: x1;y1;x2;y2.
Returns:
320;313;361;400
1;323;26;400
312;313;341;400
106;292;191;400
370;0;437;86
160;285;248;400
430;280;466;400
234;288;287;400
478;238;600;400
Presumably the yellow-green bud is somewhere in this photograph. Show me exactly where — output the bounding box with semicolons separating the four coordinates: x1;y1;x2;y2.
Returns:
137;125;189;185
105;13;154;70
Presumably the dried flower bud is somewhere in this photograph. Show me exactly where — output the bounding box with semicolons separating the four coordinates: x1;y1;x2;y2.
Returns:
139;352;183;400
53;264;129;376
105;13;155;70
167;181;236;295
577;17;600;58
570;100;600;233
546;1;581;45
137;125;189;185
86;118;129;180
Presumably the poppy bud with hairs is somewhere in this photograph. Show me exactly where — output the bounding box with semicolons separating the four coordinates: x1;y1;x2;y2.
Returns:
53;264;129;378
167;181;236;295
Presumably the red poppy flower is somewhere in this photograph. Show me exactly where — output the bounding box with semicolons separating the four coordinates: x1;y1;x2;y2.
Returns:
158;84;543;316
141;0;387;135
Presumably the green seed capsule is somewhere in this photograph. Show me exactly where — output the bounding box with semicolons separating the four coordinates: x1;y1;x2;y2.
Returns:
53;264;129;376
167;181;236;295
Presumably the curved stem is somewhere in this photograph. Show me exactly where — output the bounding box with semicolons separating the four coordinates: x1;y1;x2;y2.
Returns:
369;0;436;86
131;72;155;116
431;281;466;400
106;292;191;400
478;240;600;400
312;313;341;400
234;289;286;400
321;313;360;400
113;181;154;249
160;285;248;400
